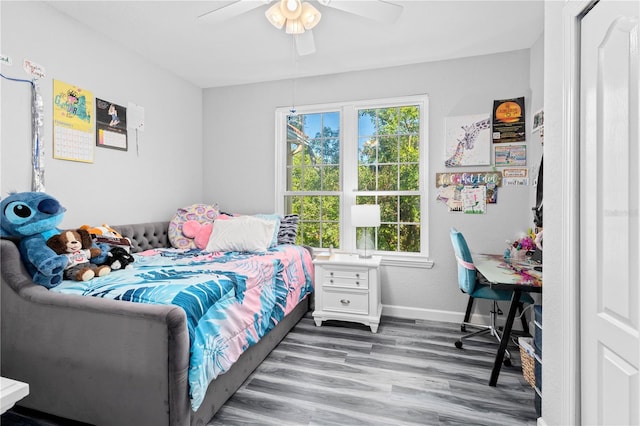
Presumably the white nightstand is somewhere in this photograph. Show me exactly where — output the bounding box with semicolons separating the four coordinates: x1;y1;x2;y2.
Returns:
0;377;29;414
312;253;382;333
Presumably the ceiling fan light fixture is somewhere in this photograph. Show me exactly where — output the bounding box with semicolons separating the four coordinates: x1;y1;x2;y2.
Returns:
285;18;305;34
300;2;321;29
265;2;286;29
280;0;302;20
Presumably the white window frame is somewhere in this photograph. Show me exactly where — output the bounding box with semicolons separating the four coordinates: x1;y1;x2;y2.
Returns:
275;95;432;268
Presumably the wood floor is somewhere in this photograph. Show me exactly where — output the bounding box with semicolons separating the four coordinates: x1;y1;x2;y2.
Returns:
209;314;538;425
2;314;538;426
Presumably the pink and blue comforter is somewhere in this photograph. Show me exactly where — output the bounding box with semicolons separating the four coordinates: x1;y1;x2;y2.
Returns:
51;245;314;411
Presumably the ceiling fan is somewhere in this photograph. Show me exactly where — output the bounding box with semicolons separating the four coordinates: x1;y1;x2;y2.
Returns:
198;0;404;56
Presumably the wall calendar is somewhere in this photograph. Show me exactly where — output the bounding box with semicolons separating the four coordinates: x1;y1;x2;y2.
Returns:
53;80;94;163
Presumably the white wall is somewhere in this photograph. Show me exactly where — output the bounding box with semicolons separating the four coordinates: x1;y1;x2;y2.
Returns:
203;49;542;319
0;1;203;227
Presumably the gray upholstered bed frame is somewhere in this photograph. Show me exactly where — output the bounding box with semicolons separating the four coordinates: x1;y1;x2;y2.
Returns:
1;221;311;426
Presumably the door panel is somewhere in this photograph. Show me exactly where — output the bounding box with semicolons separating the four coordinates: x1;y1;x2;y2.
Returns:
580;1;639;425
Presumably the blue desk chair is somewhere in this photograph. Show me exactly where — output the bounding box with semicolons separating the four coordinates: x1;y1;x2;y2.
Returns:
450;228;533;364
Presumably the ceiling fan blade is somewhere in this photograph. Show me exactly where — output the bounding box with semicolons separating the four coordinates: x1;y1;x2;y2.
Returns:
320;0;403;24
198;0;267;23
296;30;316;56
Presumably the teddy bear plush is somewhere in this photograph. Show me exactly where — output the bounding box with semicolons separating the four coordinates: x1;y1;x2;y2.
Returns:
0;192;70;288
103;246;135;270
46;229;111;281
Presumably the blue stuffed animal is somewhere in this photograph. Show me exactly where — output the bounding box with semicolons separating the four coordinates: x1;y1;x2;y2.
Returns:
1;192;72;288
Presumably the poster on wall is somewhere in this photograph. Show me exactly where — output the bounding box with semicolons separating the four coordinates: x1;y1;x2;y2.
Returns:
494;144;526;166
492;96;525;143
53;80;94;163
444;114;491;167
96;98;127;151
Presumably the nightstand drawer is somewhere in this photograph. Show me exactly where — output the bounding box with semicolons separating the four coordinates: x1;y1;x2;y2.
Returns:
322;289;369;314
324;269;369;289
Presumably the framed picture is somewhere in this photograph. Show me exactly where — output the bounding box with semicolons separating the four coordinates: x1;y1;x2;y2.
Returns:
533;108;544;133
495;144;526;167
444;114;491;167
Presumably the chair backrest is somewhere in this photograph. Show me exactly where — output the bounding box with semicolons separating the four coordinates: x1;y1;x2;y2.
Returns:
450;228;477;294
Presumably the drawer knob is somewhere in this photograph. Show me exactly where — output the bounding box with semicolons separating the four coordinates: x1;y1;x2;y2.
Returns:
340;299;350;305
356;281;360;286
355;273;360;278
330;279;334;284
330;272;334;276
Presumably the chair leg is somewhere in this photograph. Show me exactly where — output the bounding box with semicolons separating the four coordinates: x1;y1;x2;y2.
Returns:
518;302;529;335
456;300;511;365
461;296;475;331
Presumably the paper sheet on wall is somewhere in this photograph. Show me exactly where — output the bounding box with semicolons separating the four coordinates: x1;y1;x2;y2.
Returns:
461;185;487;214
127;102;145;155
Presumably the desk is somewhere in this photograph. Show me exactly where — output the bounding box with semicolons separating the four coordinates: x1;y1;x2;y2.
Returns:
473;253;542;386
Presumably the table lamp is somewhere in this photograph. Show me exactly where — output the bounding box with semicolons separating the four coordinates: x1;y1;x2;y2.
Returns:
351;204;381;258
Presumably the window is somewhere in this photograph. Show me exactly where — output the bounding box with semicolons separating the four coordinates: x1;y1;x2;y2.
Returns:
275;95;429;262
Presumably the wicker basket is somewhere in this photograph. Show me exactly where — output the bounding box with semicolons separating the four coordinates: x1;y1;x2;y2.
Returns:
519;336;536;388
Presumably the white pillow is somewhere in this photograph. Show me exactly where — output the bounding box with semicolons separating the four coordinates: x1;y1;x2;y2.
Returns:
205;215;276;253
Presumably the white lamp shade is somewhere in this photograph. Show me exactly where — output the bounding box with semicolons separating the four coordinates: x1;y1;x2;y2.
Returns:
351;204;381;227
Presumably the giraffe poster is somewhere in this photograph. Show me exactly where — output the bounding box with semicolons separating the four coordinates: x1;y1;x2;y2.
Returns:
444;114;491;167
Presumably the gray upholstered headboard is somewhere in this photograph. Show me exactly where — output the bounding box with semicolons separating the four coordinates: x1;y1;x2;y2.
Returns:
113;221;170;253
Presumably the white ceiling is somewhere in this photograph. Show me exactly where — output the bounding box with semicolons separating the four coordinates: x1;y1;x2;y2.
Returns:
45;0;544;88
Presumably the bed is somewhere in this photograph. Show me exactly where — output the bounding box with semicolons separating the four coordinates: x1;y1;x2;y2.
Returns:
0;221;314;426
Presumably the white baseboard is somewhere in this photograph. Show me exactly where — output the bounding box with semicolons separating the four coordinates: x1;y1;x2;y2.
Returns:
536;416;547;426
381;304;530;332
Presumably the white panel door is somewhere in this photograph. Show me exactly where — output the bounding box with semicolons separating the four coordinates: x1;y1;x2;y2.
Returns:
580;1;639;425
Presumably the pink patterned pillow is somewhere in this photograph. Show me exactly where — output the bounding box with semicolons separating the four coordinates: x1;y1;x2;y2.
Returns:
168;204;219;249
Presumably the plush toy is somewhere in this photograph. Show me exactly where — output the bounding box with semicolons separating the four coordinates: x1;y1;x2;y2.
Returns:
0;192;70;288
80;223;132;253
183;220;213;250
46;229;111;281
80;223;123;239
103;246;135;270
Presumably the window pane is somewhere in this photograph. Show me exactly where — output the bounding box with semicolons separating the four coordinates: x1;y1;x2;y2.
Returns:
300;221;320;247
323;166;340;191
303;114;322;139
377;164;398;191
398;106;420;133
323;112;340;137
358;137;377;164
321;196;340;221
287;166;302;191
322;222;340;248
399;163;419;190
378;136;398;163
308;138;323;164
303;166;321;190
400;224;420;252
378;223;397;251
399;135;419;162
358;109;376;137
399;195;420;223
358;165;376;191
324;138;340;164
378;196;397;223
